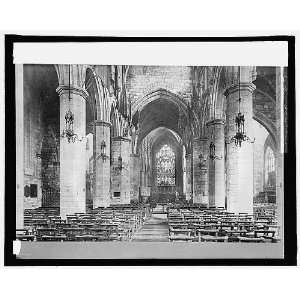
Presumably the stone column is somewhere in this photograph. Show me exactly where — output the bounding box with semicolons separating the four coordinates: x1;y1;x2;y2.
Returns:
16;64;24;228
185;153;192;202
111;137;131;204
94;121;111;208
56;65;88;219
198;137;209;206
130;154;141;203
206;119;226;208
224;67;256;214
192;138;201;203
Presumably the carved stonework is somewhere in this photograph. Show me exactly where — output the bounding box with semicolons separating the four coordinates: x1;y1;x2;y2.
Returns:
55;64;88;89
223;66;257;90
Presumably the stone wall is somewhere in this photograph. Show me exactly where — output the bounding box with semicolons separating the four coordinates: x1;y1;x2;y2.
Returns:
127;66;193;107
23;64;60;209
24;66;43;209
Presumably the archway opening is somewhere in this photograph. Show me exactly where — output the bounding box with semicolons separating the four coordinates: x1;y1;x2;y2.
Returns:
135;92;186;204
156;144;176;187
252;119;277;204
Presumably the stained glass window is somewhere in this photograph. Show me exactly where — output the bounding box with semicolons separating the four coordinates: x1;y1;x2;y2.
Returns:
156;144;175;186
265;147;275;187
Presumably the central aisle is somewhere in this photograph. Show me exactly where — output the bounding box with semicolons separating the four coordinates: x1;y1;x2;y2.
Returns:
132;206;169;242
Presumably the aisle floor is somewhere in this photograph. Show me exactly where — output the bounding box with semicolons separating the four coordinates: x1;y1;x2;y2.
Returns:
132;207;169;242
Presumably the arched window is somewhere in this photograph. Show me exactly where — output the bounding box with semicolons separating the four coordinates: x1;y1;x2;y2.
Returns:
156;144;176;186
265;147;275;188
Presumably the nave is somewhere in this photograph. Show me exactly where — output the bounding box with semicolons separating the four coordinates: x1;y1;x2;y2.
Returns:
16;64;284;244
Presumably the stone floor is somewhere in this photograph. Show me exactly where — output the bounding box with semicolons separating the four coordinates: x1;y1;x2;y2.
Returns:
132;206;169;242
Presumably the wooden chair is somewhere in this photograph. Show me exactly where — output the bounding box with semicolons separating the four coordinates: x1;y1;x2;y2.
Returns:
16;229;35;241
238;236;265;243
169;235;195;242
200;235;228;242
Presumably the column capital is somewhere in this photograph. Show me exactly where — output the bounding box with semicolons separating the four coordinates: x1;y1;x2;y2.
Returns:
224;82;256;97
55;64;88;87
223;66;257;88
94;120;111;127
194;136;209;143
112;136;131;143
206;118;225;127
56;85;89;100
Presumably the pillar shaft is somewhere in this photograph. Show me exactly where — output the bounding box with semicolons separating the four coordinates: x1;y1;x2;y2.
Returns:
185;154;192;202
130;154;141;202
225;80;255;214
207;119;225;208
94;121;111;208
193;139;201;203
198;138;209;205
111;137;131;204
58;86;87;218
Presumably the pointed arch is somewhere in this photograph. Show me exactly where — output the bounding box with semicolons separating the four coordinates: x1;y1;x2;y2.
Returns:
85;67;114;123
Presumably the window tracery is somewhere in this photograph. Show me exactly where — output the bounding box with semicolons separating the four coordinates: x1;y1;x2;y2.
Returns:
265;147;275;188
156;144;175;186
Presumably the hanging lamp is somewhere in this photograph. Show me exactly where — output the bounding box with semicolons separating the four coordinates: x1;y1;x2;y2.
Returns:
226;66;255;147
116;138;125;171
61;64;83;143
208;94;222;160
99;124;109;162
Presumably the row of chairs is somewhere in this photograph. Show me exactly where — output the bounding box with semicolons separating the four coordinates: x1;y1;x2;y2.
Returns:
17;205;149;242
168;206;280;243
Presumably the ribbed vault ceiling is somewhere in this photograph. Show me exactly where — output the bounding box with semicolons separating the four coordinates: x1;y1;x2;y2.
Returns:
137;98;181;146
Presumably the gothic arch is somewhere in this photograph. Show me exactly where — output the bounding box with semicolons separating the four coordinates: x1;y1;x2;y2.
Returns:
253;112;277;150
85;67;114;123
132;88;189;117
110;107;129;138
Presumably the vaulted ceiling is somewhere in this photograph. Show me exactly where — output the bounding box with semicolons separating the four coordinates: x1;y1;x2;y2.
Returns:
137;98;181;146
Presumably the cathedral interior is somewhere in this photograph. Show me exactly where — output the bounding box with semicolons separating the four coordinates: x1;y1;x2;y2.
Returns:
16;64;285;243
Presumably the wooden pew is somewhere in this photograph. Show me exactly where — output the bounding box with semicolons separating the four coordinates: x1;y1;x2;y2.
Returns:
16;229;35;241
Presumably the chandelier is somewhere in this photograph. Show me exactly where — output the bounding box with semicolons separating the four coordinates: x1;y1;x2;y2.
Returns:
209;140;222;160
61;64;83;143
208;93;222;160
226;66;255;147
99;124;109;161
115;139;126;171
198;153;207;169
99;140;109;161
118;155;123;170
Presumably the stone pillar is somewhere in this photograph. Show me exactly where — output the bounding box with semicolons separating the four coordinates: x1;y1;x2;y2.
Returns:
206;119;226;208
130;154;140;203
224;67;256;214
56;65;88;219
185;153;192;202
16;64;24;228
94;121;111;208
111;137;131;204
182;147;186;195
198;137;209;205
193;138;201;203
58;85;87;218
